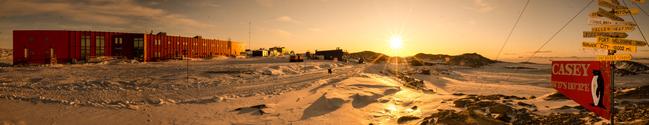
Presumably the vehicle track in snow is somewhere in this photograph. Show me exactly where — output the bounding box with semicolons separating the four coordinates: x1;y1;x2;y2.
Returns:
0;64;364;108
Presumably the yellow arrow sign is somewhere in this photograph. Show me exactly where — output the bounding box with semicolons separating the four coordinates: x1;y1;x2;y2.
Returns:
582;42;637;52
599;0;628;9
592;26;635;32
589;19;636;26
613;8;640;16
583;31;628;38
596;8;625;21
597;54;632;61
596;37;648;46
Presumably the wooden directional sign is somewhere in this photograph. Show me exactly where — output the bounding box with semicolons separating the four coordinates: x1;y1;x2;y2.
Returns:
596;8;625;21
599;0;628;9
596;37;648;46
592;26;635;32
588;19;636;26
597;54;632;61
583;31;628;38
582;42;637;52
613;8;640;16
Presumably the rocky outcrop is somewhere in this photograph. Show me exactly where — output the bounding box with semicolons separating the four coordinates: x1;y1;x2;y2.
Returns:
445;53;496;67
615;61;649;76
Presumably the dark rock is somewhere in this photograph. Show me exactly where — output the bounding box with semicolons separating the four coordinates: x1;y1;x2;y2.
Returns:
397;116;421;124
452;92;465;96
615;61;649;75
544;92;568;100
233;104;269;115
516;102;536;108
495;114;511;122
453;99;473;108
618;85;649;99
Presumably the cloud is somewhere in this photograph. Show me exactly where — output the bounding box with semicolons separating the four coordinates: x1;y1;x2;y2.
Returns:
272;29;293;37
275;16;301;24
0;0;210;28
471;0;494;13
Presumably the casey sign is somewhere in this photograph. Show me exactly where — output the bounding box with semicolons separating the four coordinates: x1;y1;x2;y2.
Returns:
551;61;611;119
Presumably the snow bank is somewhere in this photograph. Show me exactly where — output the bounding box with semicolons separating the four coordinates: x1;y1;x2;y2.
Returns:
261;68;285;75
320;63;339;69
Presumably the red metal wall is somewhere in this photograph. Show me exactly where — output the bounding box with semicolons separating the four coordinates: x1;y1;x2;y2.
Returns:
142;34;242;61
13;30;242;65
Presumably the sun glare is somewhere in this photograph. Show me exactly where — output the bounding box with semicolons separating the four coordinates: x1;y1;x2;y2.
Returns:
389;35;403;49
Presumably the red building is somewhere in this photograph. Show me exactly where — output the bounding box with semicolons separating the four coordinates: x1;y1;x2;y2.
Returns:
13;30;243;65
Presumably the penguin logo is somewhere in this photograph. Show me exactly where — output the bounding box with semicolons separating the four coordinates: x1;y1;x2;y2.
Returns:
591;70;606;109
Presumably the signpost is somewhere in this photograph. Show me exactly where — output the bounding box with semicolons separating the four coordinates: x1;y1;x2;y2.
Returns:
567;0;647;123
596;8;625;21
612;8;640;16
583;42;637;52
591;26;635;32
596;37;648;46
588;19;636;26
551;61;612;119
597;54;632;61
583;31;628;38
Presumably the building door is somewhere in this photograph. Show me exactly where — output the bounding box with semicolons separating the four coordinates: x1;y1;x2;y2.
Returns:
112;37;124;58
133;38;144;60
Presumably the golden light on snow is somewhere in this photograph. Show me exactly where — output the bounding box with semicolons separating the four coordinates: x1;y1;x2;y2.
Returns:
385;103;398;113
389;35;403;49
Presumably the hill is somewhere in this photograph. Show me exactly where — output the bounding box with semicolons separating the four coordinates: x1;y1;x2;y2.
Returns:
347;51;389;62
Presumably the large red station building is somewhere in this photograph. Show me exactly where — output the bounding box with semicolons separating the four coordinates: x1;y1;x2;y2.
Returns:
13;30;243;65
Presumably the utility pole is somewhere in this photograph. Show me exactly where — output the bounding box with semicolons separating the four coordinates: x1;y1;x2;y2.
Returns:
249;21;252;50
609;50;615;125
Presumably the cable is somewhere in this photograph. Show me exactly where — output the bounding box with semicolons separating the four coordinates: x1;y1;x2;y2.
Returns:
633;2;649;18
495;0;530;61
525;0;595;63
506;0;595;81
626;1;649;46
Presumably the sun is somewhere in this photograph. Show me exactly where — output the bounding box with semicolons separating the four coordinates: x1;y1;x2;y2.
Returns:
389;35;403;49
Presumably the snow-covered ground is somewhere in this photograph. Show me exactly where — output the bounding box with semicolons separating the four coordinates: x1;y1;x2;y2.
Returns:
1;57;648;124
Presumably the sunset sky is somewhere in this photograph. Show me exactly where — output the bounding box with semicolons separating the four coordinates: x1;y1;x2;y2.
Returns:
0;0;648;59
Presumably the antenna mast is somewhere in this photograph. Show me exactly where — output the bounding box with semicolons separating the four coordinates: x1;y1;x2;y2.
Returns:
249;21;252;50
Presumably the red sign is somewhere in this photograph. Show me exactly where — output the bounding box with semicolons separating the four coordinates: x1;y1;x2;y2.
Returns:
551;61;611;119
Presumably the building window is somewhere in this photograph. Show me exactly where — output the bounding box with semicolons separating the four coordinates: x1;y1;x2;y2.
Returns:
114;38;123;45
81;36;90;58
134;38;144;49
96;36;105;56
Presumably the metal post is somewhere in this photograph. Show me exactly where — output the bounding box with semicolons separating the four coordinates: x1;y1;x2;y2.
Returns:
609;50;615;125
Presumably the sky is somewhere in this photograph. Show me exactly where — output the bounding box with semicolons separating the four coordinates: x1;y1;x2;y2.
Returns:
0;0;648;60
